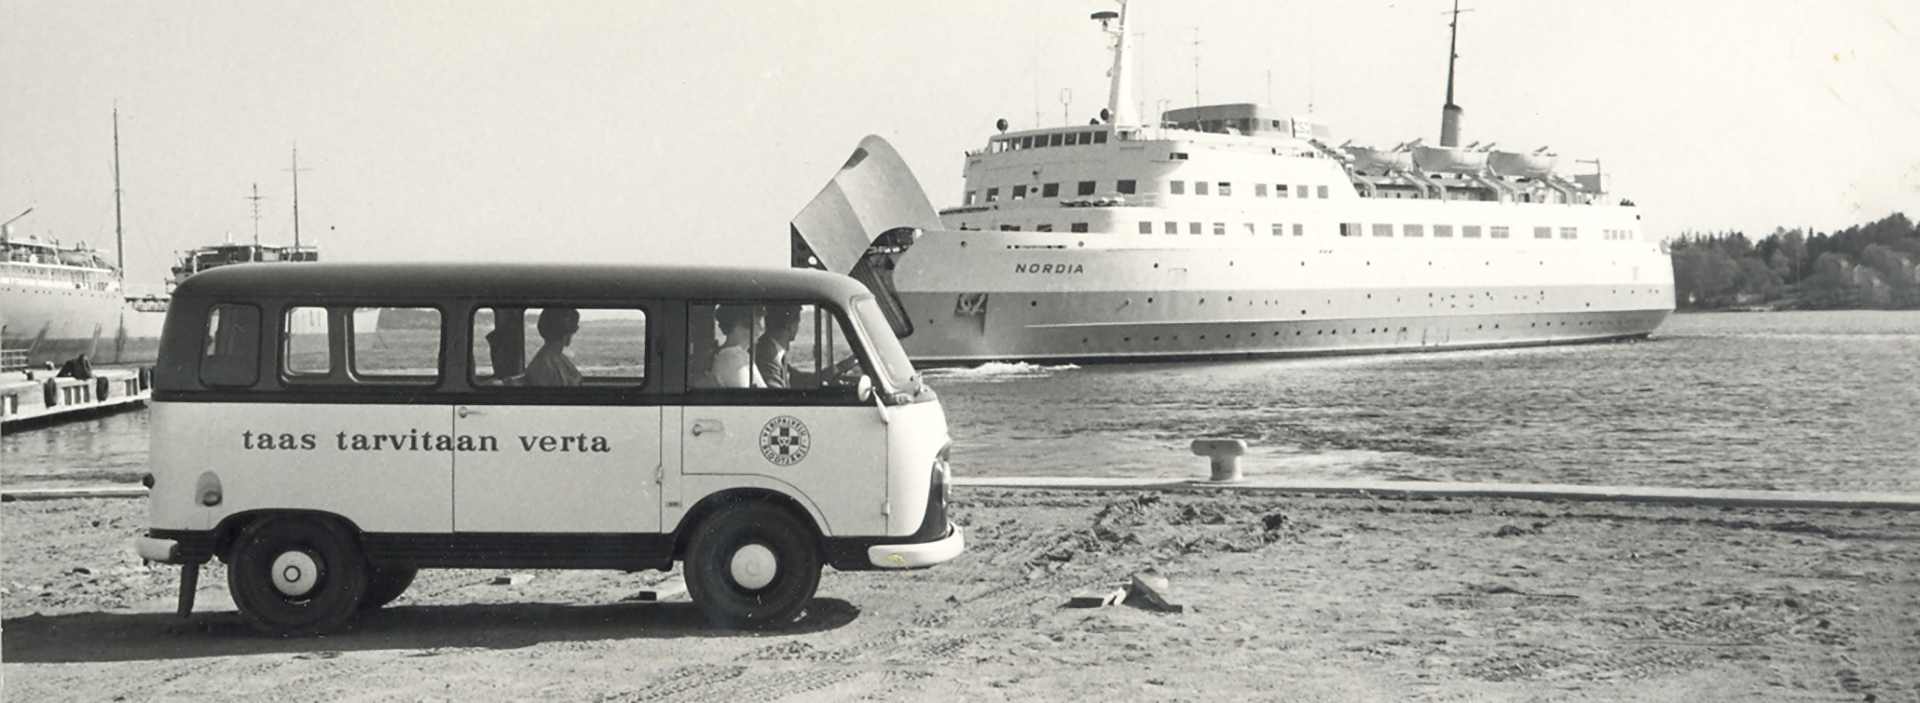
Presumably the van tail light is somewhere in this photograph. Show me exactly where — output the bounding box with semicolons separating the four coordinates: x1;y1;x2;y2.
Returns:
195;471;223;506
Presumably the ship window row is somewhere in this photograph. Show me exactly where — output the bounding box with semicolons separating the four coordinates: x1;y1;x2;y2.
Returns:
1169;181;1327;199
976;177;1336;204
1335;223;1581;240
995;223;1092;232
971;179;1138;204
1603;228;1635;240
990;130;1110;153
1139;221;1305;236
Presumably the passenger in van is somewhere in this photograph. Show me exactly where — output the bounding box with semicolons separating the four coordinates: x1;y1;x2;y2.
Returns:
711;305;762;388
753;305;806;389
687;305;720;388
524;306;582;386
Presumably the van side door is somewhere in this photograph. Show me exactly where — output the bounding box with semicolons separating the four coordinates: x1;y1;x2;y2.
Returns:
679;302;888;537
452;305;663;534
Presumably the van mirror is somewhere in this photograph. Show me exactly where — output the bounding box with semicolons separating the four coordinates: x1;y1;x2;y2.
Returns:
856;374;874;402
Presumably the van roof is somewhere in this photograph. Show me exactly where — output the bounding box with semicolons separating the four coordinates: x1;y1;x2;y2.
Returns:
171;262;872;302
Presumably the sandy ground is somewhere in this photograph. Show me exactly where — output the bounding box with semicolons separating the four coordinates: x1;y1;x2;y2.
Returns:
3;488;1916;702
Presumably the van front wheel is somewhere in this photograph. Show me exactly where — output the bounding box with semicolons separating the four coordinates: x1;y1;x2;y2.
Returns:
227;515;368;636
684;502;821;630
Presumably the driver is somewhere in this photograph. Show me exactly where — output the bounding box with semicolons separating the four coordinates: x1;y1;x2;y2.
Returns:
753;305;859;389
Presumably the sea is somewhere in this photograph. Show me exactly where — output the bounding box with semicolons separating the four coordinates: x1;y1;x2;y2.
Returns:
5;311;1917;494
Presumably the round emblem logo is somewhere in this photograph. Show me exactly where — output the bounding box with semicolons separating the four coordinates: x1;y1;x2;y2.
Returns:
758;416;811;467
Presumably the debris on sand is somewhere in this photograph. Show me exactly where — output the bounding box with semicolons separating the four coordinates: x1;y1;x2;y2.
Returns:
1066;585;1129;608
1129;571;1184;614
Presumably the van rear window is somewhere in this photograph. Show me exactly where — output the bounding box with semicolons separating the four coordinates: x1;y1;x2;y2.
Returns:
200;303;261;387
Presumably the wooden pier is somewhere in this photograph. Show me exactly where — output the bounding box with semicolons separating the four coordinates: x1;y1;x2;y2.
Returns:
0;367;151;428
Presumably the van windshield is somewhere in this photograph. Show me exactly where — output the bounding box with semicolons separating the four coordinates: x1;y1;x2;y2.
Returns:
850;295;919;394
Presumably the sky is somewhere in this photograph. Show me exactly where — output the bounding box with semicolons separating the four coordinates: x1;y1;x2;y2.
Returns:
4;1;1917;289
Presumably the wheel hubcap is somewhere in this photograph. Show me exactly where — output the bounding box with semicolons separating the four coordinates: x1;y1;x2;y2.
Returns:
270;551;321;597
729;543;778;590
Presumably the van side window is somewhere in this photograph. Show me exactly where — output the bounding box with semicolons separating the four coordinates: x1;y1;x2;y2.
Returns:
283;306;331;378
691;302;860;391
691;303;760;389
351;307;442;382
200;303;261;387
770;303;862;391
472;305;647;388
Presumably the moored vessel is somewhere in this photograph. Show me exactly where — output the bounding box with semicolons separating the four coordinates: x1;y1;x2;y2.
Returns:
0;216;151;368
792;1;1674;364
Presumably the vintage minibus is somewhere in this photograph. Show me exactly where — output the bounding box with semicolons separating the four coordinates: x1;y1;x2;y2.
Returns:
136;262;962;635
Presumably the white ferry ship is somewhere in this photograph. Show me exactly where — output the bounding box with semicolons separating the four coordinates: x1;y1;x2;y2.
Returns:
792;2;1674;364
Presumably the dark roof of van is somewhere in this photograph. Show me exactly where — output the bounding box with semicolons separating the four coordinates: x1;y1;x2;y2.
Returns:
170;262;872;302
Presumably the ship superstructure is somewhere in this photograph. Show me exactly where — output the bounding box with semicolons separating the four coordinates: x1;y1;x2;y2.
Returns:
799;1;1673;363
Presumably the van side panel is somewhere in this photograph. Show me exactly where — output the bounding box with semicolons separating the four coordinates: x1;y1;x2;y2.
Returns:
190;403;456;533
452;405;663;533
148;401;214;531
678;405;888;537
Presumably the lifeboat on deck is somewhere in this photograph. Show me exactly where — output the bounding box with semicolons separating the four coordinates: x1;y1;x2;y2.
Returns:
1344;145;1414;173
1412;145;1489;174
1489;149;1559;178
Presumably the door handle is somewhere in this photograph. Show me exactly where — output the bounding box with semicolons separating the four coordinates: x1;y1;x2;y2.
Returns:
458;406;483;418
690;420;722;437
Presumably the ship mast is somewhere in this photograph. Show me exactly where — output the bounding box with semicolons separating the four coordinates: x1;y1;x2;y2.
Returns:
113;108;125;272
1440;0;1471;147
1093;1;1137;130
248;183;264;247
286;147;308;251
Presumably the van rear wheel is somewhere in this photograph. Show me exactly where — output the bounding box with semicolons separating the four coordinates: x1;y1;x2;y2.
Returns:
227;515;368;636
684;502;821;630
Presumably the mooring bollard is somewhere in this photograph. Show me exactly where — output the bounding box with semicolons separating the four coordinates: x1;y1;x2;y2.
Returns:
1190;438;1248;482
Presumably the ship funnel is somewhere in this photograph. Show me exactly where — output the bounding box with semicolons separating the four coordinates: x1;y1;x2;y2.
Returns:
1095;1;1137;129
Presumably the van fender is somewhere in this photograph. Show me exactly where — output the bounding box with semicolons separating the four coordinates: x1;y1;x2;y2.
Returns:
672;477;832;552
207;508;368;562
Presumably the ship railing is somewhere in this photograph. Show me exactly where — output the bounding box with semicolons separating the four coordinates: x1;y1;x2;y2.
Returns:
0;349;26;373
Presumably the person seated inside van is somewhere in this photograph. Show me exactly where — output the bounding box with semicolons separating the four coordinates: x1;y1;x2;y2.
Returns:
524;306;582;386
711;305;762;388
753;305;806;389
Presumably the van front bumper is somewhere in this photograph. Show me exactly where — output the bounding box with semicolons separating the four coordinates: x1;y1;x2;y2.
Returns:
865;522;964;569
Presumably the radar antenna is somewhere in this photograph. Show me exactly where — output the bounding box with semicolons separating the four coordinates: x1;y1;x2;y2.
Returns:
1092;1;1137;129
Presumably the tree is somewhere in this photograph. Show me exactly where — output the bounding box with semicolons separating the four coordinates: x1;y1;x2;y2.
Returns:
1801;252;1859;309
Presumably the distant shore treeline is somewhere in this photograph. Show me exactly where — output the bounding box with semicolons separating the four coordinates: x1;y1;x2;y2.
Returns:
1668;213;1920;311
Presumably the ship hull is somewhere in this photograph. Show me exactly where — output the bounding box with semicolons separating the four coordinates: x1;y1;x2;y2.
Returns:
885;230;1674;364
0;283;164;367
